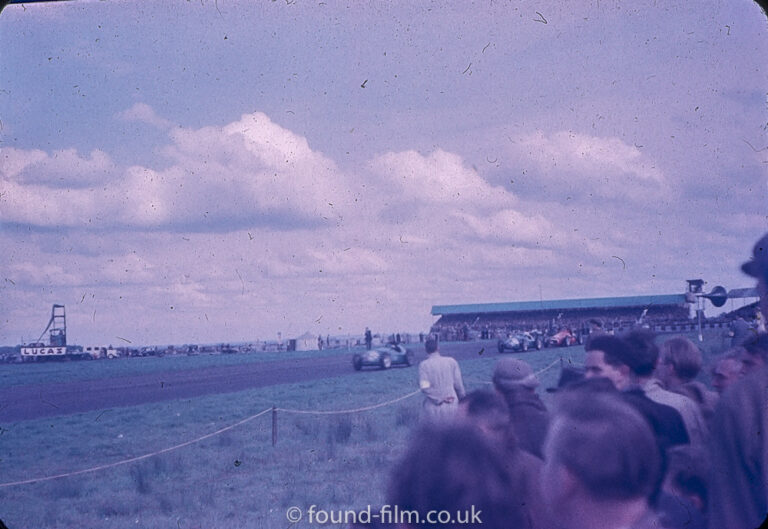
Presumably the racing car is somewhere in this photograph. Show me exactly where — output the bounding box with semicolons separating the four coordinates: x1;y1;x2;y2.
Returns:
353;343;415;370
547;328;578;347
497;331;543;353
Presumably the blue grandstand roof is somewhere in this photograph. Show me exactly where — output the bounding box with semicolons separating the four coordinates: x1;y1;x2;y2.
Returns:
431;294;688;316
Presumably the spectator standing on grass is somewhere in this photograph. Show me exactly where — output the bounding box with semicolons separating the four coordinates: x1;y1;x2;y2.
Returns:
623;329;708;446
364;327;372;350
710;349;744;394
584;334;689;452
758;310;767;333
541;393;663;529
657;337;718;422
729;315;753;347
709;231;768;529
458;390;554;529
737;332;768;375
387;423;528;529
492;358;549;459
418;338;465;424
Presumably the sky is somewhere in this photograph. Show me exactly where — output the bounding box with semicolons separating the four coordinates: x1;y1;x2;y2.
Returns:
1;0;767;347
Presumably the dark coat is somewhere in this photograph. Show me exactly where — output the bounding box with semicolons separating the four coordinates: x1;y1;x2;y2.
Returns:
708;367;768;529
502;388;550;459
621;389;690;451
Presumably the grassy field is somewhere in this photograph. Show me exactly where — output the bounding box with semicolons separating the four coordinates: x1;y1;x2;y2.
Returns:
0;331;729;529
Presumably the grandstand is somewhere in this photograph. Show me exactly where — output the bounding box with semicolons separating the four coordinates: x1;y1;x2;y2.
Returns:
430;294;691;341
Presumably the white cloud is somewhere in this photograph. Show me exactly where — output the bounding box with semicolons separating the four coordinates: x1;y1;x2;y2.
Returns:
513;130;670;200
457;209;557;246
8;262;83;287
3;114;757;345
149;112;359;229
149;281;210;308
0;110;357;230
1;147;116;188
99;252;157;284
307;248;390;276
366;148;578;254
0;178;113;227
369;149;510;208
117;102;173;129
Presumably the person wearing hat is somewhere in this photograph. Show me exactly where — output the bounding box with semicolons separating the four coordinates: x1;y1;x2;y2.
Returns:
492;358;549;459
709;232;768;529
741;232;768;320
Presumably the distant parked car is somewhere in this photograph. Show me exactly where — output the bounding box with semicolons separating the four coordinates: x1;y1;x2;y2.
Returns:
547;328;578;347
353;343;415;371
497;332;543;353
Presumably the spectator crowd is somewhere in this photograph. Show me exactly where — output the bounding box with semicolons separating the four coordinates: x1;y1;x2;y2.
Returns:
352;231;768;529
430;304;709;343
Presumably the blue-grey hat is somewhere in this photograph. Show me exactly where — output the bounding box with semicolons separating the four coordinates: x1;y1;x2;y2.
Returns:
742;232;768;278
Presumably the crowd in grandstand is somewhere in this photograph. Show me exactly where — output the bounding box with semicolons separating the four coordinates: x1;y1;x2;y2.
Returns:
431;304;758;343
350;231;768;529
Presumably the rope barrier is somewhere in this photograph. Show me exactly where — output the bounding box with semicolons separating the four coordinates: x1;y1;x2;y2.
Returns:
0;407;272;489
0;390;423;488
462;358;564;387
534;358;561;376
276;390;421;415
0;357;565;488
463;376;492;385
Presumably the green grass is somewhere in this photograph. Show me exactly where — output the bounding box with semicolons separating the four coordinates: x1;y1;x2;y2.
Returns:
0;334;725;529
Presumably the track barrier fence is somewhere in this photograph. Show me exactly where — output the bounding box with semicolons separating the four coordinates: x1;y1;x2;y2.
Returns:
0;356;565;489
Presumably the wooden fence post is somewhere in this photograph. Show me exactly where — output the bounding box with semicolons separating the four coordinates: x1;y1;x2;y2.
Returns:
272;406;277;447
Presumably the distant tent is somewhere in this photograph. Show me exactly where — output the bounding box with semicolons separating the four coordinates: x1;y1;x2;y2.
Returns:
294;332;318;352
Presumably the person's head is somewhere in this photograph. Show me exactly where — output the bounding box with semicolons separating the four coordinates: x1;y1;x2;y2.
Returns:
492;358;538;394
739;333;768;374
458;390;511;448
711;350;744;394
424;338;438;354
588;318;604;331
388;423;526;529
658;337;702;386
584;334;632;390
621;328;660;378
742;232;768;320
541;393;661;524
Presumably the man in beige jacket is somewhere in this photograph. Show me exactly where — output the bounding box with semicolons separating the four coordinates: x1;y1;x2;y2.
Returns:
418;338;466;424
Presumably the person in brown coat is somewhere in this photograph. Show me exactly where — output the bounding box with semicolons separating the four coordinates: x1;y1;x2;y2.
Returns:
459;389;556;529
492;358;549;459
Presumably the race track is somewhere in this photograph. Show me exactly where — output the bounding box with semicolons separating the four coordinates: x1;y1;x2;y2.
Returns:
0;341;491;423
